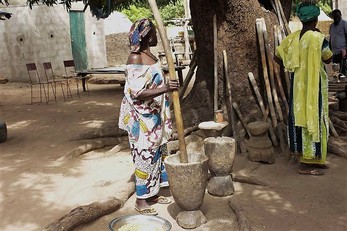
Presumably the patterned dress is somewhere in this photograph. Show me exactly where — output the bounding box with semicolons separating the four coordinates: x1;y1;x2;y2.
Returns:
119;62;172;199
276;30;333;164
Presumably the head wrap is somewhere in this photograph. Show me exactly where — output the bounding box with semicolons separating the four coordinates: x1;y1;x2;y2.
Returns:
296;3;320;22
129;18;154;52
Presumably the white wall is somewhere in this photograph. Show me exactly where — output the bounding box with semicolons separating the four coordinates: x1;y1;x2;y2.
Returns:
0;3;107;83
85;12;107;69
104;12;132;35
0;4;73;82
333;0;347;17
339;0;347;18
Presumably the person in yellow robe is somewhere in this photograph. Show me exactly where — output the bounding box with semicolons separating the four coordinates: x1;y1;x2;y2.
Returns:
275;2;332;175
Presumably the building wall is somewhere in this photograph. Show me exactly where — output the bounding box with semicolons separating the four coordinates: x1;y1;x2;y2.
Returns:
0;4;73;82
0;3;107;83
104;12;132;66
84;12;107;69
333;0;347;17
339;0;347;18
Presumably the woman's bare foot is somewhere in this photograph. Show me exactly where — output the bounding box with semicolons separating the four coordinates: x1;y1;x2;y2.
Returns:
135;198;151;209
135;198;157;215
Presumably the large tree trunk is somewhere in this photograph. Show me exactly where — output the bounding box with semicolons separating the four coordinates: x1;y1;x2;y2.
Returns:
182;0;292;128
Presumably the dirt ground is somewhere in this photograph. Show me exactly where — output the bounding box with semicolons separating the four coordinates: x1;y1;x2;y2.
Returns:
0;80;346;231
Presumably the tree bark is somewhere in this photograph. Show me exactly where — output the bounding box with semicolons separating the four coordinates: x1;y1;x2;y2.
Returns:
184;0;292;128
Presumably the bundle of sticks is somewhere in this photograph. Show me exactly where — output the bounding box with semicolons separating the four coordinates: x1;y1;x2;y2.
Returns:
250;17;289;154
269;0;291;36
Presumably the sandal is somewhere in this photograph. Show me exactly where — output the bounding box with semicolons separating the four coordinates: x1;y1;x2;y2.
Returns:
146;195;171;204
134;206;158;216
298;169;325;176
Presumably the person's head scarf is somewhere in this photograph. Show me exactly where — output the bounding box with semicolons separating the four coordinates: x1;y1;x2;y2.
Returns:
129;18;154;52
296;2;320;23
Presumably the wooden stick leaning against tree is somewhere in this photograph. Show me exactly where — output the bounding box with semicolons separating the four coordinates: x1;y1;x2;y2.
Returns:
262;18;287;152
276;26;291;96
248;72;267;120
213;14;218;112
233;102;252;138
223;50;237;140
270;0;284;30
273;0;291;36
248;72;279;147
179;51;198;101
273;25;289;116
256;18;278;128
262;18;283;123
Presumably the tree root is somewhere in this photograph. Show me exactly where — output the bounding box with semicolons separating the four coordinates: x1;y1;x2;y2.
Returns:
233;174;269;186
330;116;347;128
76;122;127;140
330;111;347;121
229;199;251;231
330;116;347;136
328;137;347;158
68;137;128;159
45;197;123;231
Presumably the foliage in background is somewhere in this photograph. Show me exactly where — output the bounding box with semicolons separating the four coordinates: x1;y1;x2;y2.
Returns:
160;0;184;23
0;0;178;18
122;5;152;22
317;0;333;15
292;0;333;16
0;0;184;22
121;0;184;24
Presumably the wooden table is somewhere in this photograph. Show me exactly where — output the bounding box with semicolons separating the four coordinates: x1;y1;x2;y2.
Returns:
76;67;125;91
76;65;186;91
162;65;186;86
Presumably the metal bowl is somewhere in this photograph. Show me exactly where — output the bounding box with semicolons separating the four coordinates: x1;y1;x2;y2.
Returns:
109;215;172;231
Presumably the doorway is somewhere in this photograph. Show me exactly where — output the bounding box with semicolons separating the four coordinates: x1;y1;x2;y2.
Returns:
69;11;88;71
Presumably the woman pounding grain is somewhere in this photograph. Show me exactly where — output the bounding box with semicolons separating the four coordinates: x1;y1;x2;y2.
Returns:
119;18;179;215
